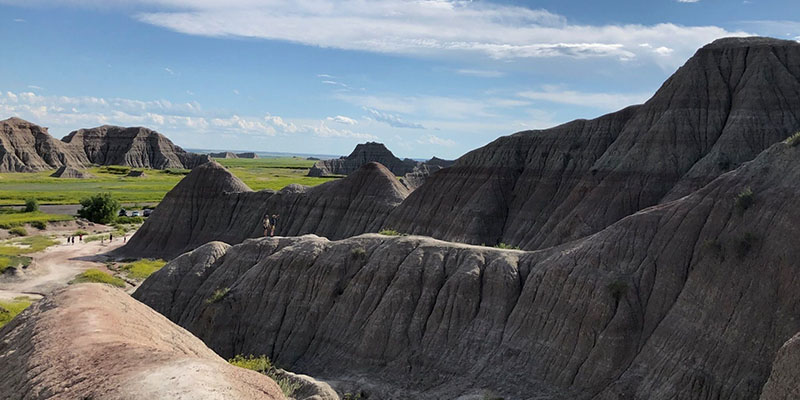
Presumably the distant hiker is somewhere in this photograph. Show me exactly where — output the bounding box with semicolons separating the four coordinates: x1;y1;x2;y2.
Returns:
79;234;83;242
263;215;272;237
109;233;113;242
124;235;127;243
269;214;279;237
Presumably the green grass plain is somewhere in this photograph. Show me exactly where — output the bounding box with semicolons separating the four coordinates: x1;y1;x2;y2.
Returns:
0;210;74;228
0;235;59;273
0;297;33;329
119;258;167;280
70;269;127;288
0;158;338;206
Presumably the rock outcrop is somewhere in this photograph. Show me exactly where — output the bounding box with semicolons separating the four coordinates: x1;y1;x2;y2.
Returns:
0;117;210;171
135;138;800;399
386;37;800;249
62;125;210;169
0;117;88;172
308;142;419;177
118;160;409;259
400;158;455;191
237;152;259;159
49;165;94;178
210;151;239;159
0;284;285;399
760;332;800;400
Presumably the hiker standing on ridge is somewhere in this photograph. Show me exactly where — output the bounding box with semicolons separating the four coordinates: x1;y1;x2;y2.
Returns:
263;214;272;237
270;214;279;237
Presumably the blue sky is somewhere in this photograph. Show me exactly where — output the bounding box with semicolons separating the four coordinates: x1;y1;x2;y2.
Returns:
1;0;798;159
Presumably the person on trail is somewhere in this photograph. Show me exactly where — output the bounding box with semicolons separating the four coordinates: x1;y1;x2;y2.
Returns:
109;233;113;242
269;214;279;237
79;234;83;242
263;214;272;237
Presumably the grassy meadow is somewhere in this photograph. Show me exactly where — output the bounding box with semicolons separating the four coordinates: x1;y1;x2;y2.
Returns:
0;158;338;206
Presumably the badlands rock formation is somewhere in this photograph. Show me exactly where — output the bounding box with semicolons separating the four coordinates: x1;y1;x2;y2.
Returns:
136;139;800;399
0;117;88;172
210;151;239;159
0;117;209;172
119;161;409;259
308;142;418;177
50;165;93;178
62;125;210;169
386;37;800;249
0;284;285;399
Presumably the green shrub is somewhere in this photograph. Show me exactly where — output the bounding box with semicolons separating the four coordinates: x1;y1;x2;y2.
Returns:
228;355;301;397
115;215;144;224
120;259;167;280
69;269;126;288
205;287;230;304
734;187;754;215
104;166;131;175
30;220;47;230
24;198;39;213
8;227;27;237
735;232;758;259
0;297;32;329
378;229;402;236
77;193;120;224
163;168;190;175
785;131;800;146
494;243;521;250
351;247;367;259
607;280;628;301
73;230;89;236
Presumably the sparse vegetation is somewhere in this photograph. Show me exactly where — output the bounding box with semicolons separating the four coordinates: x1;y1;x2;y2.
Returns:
30;220;47;230
481;390;504;400
351;247;367;259
0;255;31;273
77;192;120;224
24;198;39;212
205;287;230;304
228;354;302;398
607;280;629;301
735;232;758;259
73;230;89;236
115;216;144;224
784;131;800;147
120;259;166;280
734;187;754;215
0;296;33;329
0;209;72;229
701;239;724;261
494;242;521;250
378;229;403;236
70;269;126;288
8;227;28;237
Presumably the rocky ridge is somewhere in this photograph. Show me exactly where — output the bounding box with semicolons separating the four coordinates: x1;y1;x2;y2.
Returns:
0;284;285;399
0;117;88;172
308;142;452;182
135;137;800;399
119;161;409;259
50;165;94;178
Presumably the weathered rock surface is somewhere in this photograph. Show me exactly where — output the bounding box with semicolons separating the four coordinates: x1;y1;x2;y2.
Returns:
119;161;409;259
760;332;800;400
0;284;285;400
62;125;210;169
0;117;210;171
49;165;94;178
308;142;418;177
135;139;800;399
0;117;88;172
386;37;800;249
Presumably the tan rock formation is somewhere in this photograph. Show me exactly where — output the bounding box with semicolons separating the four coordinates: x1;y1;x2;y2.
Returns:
0;117;88;172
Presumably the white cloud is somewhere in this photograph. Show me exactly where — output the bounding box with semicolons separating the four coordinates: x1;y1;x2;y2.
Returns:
517;86;651;110
13;18;25;22
27;85;44;90
455;69;504;78
164;67;175;75
677;0;700;3
364;107;424;129
418;134;455;147
327;115;358;125
106;0;750;69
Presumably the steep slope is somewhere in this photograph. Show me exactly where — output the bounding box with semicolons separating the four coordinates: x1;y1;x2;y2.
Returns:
308;142;418;176
135;139;800;399
62;125;210;169
760;332;800;400
0;284;284;399
119;161;409;259
0;117;88;172
386;37;800;249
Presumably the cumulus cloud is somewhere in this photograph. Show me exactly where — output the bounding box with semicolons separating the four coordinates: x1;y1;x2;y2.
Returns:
327;115;358;125
364;107;425;129
0;90;371;140
455;69;504;78
418;134;455;147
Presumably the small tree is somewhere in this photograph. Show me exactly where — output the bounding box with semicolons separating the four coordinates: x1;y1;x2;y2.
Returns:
77;193;120;224
24;198;39;213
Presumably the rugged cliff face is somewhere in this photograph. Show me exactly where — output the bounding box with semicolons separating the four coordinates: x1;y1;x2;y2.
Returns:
119;161;409;259
134;138;800;399
0;284;285;400
0;117;88;172
62;125;210;169
308;142;419;177
386;37;800;249
0;118;210;171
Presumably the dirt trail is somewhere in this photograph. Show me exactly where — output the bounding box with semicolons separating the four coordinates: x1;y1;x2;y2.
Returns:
0;239;125;301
